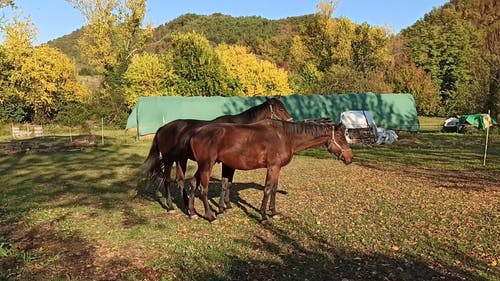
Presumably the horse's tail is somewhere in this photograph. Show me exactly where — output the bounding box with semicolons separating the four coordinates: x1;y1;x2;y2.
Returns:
139;133;166;197
144;133;163;177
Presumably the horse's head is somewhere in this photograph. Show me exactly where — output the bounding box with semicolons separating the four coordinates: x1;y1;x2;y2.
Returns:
327;123;353;165
266;96;293;121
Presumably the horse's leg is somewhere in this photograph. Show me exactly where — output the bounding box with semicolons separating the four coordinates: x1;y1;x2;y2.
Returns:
162;159;175;211
187;171;198;218
219;177;228;214
176;157;189;207
259;166;280;222
221;165;235;210
269;178;280;218
199;162;216;222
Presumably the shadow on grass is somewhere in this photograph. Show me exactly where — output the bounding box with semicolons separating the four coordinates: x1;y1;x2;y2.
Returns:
1;220;136;281
146;215;493;281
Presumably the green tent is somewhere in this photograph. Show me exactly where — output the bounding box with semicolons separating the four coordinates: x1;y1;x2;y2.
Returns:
126;93;420;136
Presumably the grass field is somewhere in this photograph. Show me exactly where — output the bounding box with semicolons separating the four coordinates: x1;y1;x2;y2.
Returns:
0;124;499;281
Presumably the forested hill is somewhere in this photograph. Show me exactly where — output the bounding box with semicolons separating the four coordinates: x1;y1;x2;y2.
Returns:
401;0;498;117
47;13;312;64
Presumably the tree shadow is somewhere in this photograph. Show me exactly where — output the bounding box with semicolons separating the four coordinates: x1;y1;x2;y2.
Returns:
148;213;492;281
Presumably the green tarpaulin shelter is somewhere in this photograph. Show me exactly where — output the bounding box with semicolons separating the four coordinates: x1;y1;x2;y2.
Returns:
459;114;496;130
126;93;420;136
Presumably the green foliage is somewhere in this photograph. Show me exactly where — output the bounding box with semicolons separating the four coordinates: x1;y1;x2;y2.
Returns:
54;101;93;127
402;0;497;116
167;32;236;96
0;95;29;122
388;37;441;115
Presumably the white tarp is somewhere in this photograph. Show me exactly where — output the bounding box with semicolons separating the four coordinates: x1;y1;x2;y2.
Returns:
340;110;398;145
376;128;398;144
340;110;377;129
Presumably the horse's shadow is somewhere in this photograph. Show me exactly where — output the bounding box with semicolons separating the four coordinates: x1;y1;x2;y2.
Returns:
206;178;288;221
148;176;287;222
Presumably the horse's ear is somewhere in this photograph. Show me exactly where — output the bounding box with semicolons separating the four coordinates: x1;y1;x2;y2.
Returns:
275;95;282;100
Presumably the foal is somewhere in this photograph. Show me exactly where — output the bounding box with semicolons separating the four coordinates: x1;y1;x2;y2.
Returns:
187;119;353;222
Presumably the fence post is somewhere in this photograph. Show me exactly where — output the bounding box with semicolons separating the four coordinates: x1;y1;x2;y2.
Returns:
483;110;490;166
101;117;104;145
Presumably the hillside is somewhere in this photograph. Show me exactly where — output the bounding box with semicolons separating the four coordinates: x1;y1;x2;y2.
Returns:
47;13;312;65
401;0;499;116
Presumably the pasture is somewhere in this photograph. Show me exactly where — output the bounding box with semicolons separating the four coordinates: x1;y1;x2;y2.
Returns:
0;124;499;281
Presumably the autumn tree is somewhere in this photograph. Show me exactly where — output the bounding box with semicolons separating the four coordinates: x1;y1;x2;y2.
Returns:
216;44;291;96
123;53;175;108
66;0;152;73
388;37;440;115
289;1;392;94
0;18;89;122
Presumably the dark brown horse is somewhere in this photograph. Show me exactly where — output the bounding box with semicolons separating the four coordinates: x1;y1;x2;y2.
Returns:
144;97;293;211
187;119;353;222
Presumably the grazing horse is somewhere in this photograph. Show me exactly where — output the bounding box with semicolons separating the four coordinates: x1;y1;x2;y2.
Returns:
187;119;353;222
144;97;293;211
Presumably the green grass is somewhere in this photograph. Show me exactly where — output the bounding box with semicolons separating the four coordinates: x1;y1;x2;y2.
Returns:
419;116;446;132
0;128;499;280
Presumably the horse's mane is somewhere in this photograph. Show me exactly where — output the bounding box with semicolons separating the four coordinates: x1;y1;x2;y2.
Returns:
236;100;268;119
281;120;333;138
212;100;269;122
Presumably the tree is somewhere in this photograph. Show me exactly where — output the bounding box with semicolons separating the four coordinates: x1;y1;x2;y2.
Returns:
352;23;391;74
123;53;175;107
216;44;291;96
10;45;89;120
67;0;152;73
401;0;498;116
388;36;440;115
167;32;236;96
0;18;89;122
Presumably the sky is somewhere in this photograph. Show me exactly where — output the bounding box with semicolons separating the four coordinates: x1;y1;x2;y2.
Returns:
5;0;449;45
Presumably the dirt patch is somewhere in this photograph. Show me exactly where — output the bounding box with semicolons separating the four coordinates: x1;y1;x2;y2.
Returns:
0;135;98;155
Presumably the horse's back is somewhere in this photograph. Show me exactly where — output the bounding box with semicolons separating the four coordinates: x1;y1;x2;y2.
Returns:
156;119;210;153
190;121;290;169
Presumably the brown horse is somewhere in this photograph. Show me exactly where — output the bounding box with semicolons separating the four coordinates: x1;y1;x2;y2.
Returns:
187;119;353;222
144;97;293;211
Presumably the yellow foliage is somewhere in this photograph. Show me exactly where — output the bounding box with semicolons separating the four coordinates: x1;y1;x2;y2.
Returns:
10;45;89;113
124;53;175;108
216;44;292;96
69;0;152;72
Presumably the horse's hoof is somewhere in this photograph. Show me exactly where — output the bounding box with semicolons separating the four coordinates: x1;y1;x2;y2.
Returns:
270;213;282;220
260;219;272;225
210;218;219;224
189;214;199;220
167;209;177;214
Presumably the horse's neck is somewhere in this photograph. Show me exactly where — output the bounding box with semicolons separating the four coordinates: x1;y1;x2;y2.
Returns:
289;127;331;154
235;104;267;122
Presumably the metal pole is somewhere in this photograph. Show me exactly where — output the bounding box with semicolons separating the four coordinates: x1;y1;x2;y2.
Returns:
483;110;490;166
